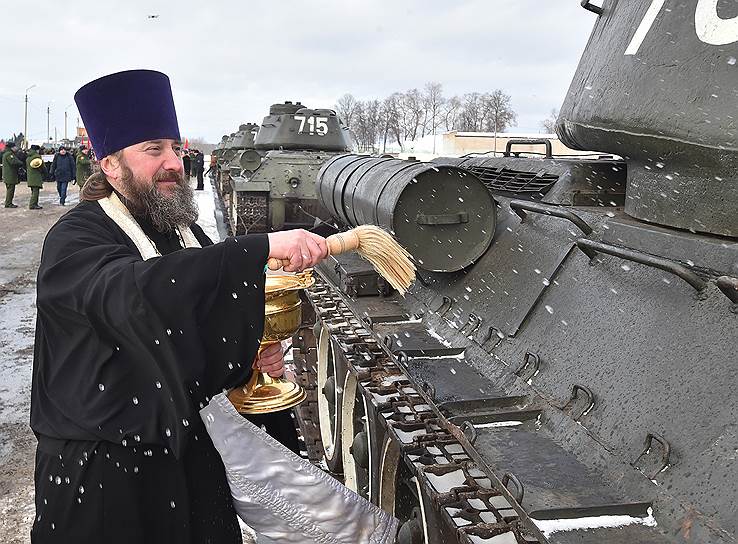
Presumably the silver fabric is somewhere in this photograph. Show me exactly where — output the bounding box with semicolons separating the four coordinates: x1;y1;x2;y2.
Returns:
201;393;399;544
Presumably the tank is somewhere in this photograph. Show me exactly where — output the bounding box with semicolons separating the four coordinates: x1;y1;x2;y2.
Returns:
288;3;738;544
225;101;353;234
214;132;236;197
214;124;260;198
216;124;261;232
209;134;229;189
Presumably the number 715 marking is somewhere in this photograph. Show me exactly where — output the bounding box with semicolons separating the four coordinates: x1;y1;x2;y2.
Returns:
294;115;329;136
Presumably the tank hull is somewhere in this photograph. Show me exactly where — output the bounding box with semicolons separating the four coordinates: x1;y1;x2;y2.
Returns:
226;150;341;234
296;189;736;542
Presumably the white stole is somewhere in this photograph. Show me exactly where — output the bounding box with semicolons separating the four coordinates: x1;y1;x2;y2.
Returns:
97;192;201;259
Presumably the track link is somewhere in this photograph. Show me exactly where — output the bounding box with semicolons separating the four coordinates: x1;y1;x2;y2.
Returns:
294;276;541;544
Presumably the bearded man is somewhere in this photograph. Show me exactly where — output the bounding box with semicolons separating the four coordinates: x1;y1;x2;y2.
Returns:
30;70;328;543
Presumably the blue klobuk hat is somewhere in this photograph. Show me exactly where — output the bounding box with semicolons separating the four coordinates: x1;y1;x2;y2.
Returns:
74;69;181;159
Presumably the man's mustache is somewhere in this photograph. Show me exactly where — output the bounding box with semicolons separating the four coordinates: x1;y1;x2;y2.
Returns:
153;170;186;185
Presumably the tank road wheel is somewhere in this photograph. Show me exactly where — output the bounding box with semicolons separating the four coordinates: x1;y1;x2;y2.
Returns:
341;371;373;501
316;326;344;471
380;438;435;544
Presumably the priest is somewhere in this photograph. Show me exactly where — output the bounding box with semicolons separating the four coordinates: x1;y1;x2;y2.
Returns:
30;70;328;543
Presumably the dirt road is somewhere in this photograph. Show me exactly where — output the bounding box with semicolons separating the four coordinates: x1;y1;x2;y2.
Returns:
0;183;81;543
0;179;261;543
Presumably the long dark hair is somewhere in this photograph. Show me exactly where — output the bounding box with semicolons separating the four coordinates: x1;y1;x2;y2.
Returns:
80;151;122;201
80;172;113;201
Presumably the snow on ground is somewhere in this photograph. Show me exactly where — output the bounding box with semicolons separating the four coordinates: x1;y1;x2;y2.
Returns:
0;180;258;544
0;291;36;426
194;172;260;544
193;162;223;243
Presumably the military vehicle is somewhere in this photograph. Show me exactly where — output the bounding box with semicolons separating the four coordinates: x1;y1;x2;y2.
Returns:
289;2;738;543
210;135;228;171
213;133;235;197
213;124;261;233
225;101;352;234
208;135;227;190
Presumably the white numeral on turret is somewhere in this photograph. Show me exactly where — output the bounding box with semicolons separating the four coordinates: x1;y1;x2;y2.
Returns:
625;0;738;55
294;116;329;136
625;0;666;55
695;0;738;45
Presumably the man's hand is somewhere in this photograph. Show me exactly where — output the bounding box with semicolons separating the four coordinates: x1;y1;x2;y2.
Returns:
255;342;285;377
267;229;328;272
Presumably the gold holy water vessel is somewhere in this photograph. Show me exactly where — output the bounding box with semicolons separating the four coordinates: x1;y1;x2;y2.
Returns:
228;270;315;414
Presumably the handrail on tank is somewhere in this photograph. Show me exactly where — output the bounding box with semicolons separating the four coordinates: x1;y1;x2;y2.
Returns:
503;139;553;159
575;239;708;293
510;200;593;235
580;0;604;16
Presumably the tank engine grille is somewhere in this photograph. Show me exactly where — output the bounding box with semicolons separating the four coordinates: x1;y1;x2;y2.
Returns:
468;166;558;195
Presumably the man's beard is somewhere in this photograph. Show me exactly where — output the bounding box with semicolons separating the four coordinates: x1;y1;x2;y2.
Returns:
121;166;198;233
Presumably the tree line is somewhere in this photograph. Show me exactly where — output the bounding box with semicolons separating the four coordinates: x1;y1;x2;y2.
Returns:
334;83;518;153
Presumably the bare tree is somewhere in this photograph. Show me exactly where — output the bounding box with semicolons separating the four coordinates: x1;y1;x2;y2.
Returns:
352;101;368;151
381;93;403;152
482;90;517;133
401;89;425;141
423;82;445;137
352;99;382;152
364;99;382;152
335;93;359;127
442;96;462;131
457;93;483;131
540;108;559;133
188;137;215;154
333;85;517;150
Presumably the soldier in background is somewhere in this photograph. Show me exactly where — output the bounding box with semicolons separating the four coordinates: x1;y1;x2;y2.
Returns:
193;149;205;190
2;142;23;208
76;146;92;188
26;145;46;210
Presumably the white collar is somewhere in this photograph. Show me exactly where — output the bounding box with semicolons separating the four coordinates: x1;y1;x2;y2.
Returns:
97;192;201;260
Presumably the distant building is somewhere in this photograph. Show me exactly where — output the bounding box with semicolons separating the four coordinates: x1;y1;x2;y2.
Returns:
399;131;605;161
76;126;92;148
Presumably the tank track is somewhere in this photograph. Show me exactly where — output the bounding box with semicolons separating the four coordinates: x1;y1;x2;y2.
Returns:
291;330;333;468
295;275;542;544
235;193;268;234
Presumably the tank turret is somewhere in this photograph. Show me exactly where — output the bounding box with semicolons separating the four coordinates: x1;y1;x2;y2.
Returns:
557;1;737;237
209;135;228;166
254;102;353;152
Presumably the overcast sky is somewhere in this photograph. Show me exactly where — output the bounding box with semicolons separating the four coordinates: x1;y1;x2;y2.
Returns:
0;1;596;144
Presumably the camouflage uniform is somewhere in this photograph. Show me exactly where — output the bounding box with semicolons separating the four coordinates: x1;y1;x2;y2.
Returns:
76;150;92;188
2;148;23;208
26;149;47;209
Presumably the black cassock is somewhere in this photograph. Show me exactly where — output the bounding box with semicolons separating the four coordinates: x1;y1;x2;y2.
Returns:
30;200;269;543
